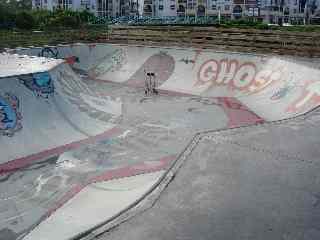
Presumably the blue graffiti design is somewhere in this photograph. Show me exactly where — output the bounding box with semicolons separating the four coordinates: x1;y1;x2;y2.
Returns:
270;86;293;101
38;47;80;66
39;47;59;59
19;72;54;98
0;93;22;136
0;101;16;129
34;73;50;86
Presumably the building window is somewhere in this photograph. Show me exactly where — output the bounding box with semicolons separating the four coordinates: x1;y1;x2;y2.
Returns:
170;4;175;9
212;4;216;9
225;5;230;10
159;5;163;10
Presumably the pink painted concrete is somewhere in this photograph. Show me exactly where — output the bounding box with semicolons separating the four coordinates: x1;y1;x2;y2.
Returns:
0;127;122;175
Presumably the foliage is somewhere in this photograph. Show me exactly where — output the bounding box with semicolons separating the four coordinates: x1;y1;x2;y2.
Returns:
0;1;95;30
0;0;32;13
218;18;268;29
43;10;95;29
46;11;80;29
0;2;15;28
15;11;35;30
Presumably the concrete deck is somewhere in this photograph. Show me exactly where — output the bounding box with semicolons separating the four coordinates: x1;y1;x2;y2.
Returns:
97;109;320;240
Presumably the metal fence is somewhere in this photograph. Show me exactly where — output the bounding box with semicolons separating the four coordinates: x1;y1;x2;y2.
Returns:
89;16;220;25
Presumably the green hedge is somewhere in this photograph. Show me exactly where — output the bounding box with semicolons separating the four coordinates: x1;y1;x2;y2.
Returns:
0;9;95;30
15;11;35;29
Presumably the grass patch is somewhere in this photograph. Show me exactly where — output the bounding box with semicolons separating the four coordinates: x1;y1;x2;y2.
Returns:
0;26;108;49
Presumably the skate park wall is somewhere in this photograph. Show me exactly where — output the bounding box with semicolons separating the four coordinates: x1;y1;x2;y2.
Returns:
0;53;119;170
8;43;320;121
2;43;320;240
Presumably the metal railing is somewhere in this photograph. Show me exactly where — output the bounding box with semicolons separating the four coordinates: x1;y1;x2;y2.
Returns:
88;15;219;25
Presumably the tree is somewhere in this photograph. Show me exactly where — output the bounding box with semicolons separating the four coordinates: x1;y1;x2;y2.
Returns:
15;11;35;29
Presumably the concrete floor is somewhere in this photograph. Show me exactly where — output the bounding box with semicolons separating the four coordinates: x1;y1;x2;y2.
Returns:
97;109;320;240
0;80;260;239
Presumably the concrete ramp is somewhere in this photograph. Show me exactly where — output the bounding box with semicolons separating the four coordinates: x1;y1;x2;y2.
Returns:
3;44;320;240
11;44;320;121
0;55;117;171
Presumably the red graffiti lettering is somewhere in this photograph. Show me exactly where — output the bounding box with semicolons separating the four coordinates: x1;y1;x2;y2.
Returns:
216;59;238;85
196;58;283;94
64;56;78;66
287;81;320;112
233;62;256;90
196;59;219;86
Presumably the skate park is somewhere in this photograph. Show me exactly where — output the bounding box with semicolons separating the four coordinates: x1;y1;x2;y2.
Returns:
1;43;320;240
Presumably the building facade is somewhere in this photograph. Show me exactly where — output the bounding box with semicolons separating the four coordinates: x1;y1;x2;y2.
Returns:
32;0;141;17
142;0;320;23
32;0;320;23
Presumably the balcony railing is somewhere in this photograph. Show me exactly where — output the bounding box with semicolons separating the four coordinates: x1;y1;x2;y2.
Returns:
80;0;89;5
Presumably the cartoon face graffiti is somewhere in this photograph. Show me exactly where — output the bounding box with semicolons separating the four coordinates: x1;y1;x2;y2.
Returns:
19;72;54;98
0;93;22;137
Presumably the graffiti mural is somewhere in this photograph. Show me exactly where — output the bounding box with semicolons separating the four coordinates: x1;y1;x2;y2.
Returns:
38;47;79;66
64;56;79;66
179;50;201;69
287;80;320;113
19;72;54;98
39;47;59;59
196;58;283;94
179;57;195;65
90;48;127;77
270;85;295;101
270;73;298;101
0;93;22;137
